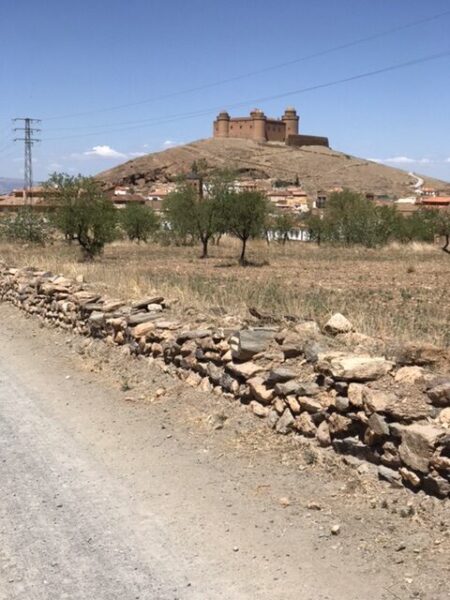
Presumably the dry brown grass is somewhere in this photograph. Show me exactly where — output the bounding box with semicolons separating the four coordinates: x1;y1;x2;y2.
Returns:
1;238;449;346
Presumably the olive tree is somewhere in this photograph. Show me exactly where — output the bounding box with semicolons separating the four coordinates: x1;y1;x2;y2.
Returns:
120;203;159;242
163;183;219;258
226;191;269;265
47;173;117;260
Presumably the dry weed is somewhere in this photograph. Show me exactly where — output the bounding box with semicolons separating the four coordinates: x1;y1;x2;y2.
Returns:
1;238;449;346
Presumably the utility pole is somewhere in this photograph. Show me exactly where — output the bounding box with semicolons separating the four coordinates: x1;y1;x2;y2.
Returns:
13;117;41;204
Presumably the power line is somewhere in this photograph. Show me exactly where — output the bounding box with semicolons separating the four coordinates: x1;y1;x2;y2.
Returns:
13;118;41;202
41;8;450;122
41;49;450;142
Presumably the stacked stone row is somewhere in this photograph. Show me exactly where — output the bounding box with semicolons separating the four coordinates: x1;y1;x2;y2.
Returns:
1;264;449;498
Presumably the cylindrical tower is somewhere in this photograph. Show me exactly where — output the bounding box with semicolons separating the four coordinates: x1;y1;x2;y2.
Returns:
214;111;230;138
250;109;266;142
282;107;299;140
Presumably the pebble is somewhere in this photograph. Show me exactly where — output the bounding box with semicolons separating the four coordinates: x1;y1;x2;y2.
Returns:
331;524;341;535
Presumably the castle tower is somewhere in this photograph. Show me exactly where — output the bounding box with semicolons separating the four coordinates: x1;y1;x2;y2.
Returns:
250;109;267;142
214;111;230;138
282;107;299;140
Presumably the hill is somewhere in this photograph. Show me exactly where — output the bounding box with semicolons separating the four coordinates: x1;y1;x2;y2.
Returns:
0;177;24;194
97;138;449;197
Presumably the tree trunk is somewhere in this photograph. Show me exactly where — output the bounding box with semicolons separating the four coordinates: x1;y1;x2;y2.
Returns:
442;234;450;254
239;237;248;266
200;237;209;259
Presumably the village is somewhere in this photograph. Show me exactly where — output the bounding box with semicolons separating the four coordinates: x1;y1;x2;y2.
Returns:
1;173;449;242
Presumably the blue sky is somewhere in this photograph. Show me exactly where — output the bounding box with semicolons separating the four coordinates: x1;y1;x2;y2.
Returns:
1;0;450;183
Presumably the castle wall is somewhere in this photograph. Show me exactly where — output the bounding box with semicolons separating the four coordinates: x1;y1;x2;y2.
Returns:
264;119;286;142
228;118;255;139
286;134;329;148
212;108;328;146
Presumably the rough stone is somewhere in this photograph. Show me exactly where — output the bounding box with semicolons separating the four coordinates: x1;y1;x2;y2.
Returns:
230;328;275;361
266;367;297;385
275;409;295;434
247;377;274;405
328;413;353;436
298;396;323;414
399;467;421;488
368;413;390;436
177;329;211;343
332;437;376;462
303;341;326;363
362;388;395;414
267;409;279;429
399;424;445;473
394;366;425;385
323;313;354;335
347;383;365;408
88;311;105;326
226;361;263;380
273;398;286;415
102;300;126;313
294;320;321;336
297;381;320;396
335;396;350;412
378;465;402;487
438;407;450;427
250;401;269;418
380;441;401;469
294;412;317;437
316;421;331;446
317;353;394;382
147;303;163;312
206;362;223;385
274;380;302;397
422;474;450;498
131;296;164;309
131;321;156;339
286;395;301;415
394;342;447;366
384;393;432;423
427;381;450;407
127;312;161;326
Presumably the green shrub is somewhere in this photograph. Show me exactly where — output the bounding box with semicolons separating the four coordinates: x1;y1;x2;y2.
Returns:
120;203;159;242
0;208;49;245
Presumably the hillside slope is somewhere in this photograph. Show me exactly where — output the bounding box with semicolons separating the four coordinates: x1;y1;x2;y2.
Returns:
97;138;449;197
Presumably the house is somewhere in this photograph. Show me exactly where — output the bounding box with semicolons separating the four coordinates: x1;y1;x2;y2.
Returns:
419;196;450;210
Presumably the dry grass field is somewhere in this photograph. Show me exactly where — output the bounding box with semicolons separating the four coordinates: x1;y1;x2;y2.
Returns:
1;238;449;347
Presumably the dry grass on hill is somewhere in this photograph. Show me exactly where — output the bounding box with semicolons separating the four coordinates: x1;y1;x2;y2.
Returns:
1;238;449;347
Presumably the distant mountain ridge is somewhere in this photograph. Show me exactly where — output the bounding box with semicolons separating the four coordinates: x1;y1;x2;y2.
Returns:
0;178;24;194
96;138;450;198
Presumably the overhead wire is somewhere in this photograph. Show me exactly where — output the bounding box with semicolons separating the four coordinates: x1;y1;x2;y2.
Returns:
41;8;450;122
41;49;450;141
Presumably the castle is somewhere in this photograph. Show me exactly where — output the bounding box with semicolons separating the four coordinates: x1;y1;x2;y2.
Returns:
213;107;329;147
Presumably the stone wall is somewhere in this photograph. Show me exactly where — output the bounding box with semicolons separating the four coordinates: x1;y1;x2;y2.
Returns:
286;134;330;148
1;264;449;498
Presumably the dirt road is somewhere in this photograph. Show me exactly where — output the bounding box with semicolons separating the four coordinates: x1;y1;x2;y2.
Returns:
0;303;448;600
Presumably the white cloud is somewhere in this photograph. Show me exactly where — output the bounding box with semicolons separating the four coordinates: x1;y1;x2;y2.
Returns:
83;145;126;159
129;151;146;157
385;156;417;164
48;162;63;170
162;140;179;148
368;156;434;165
